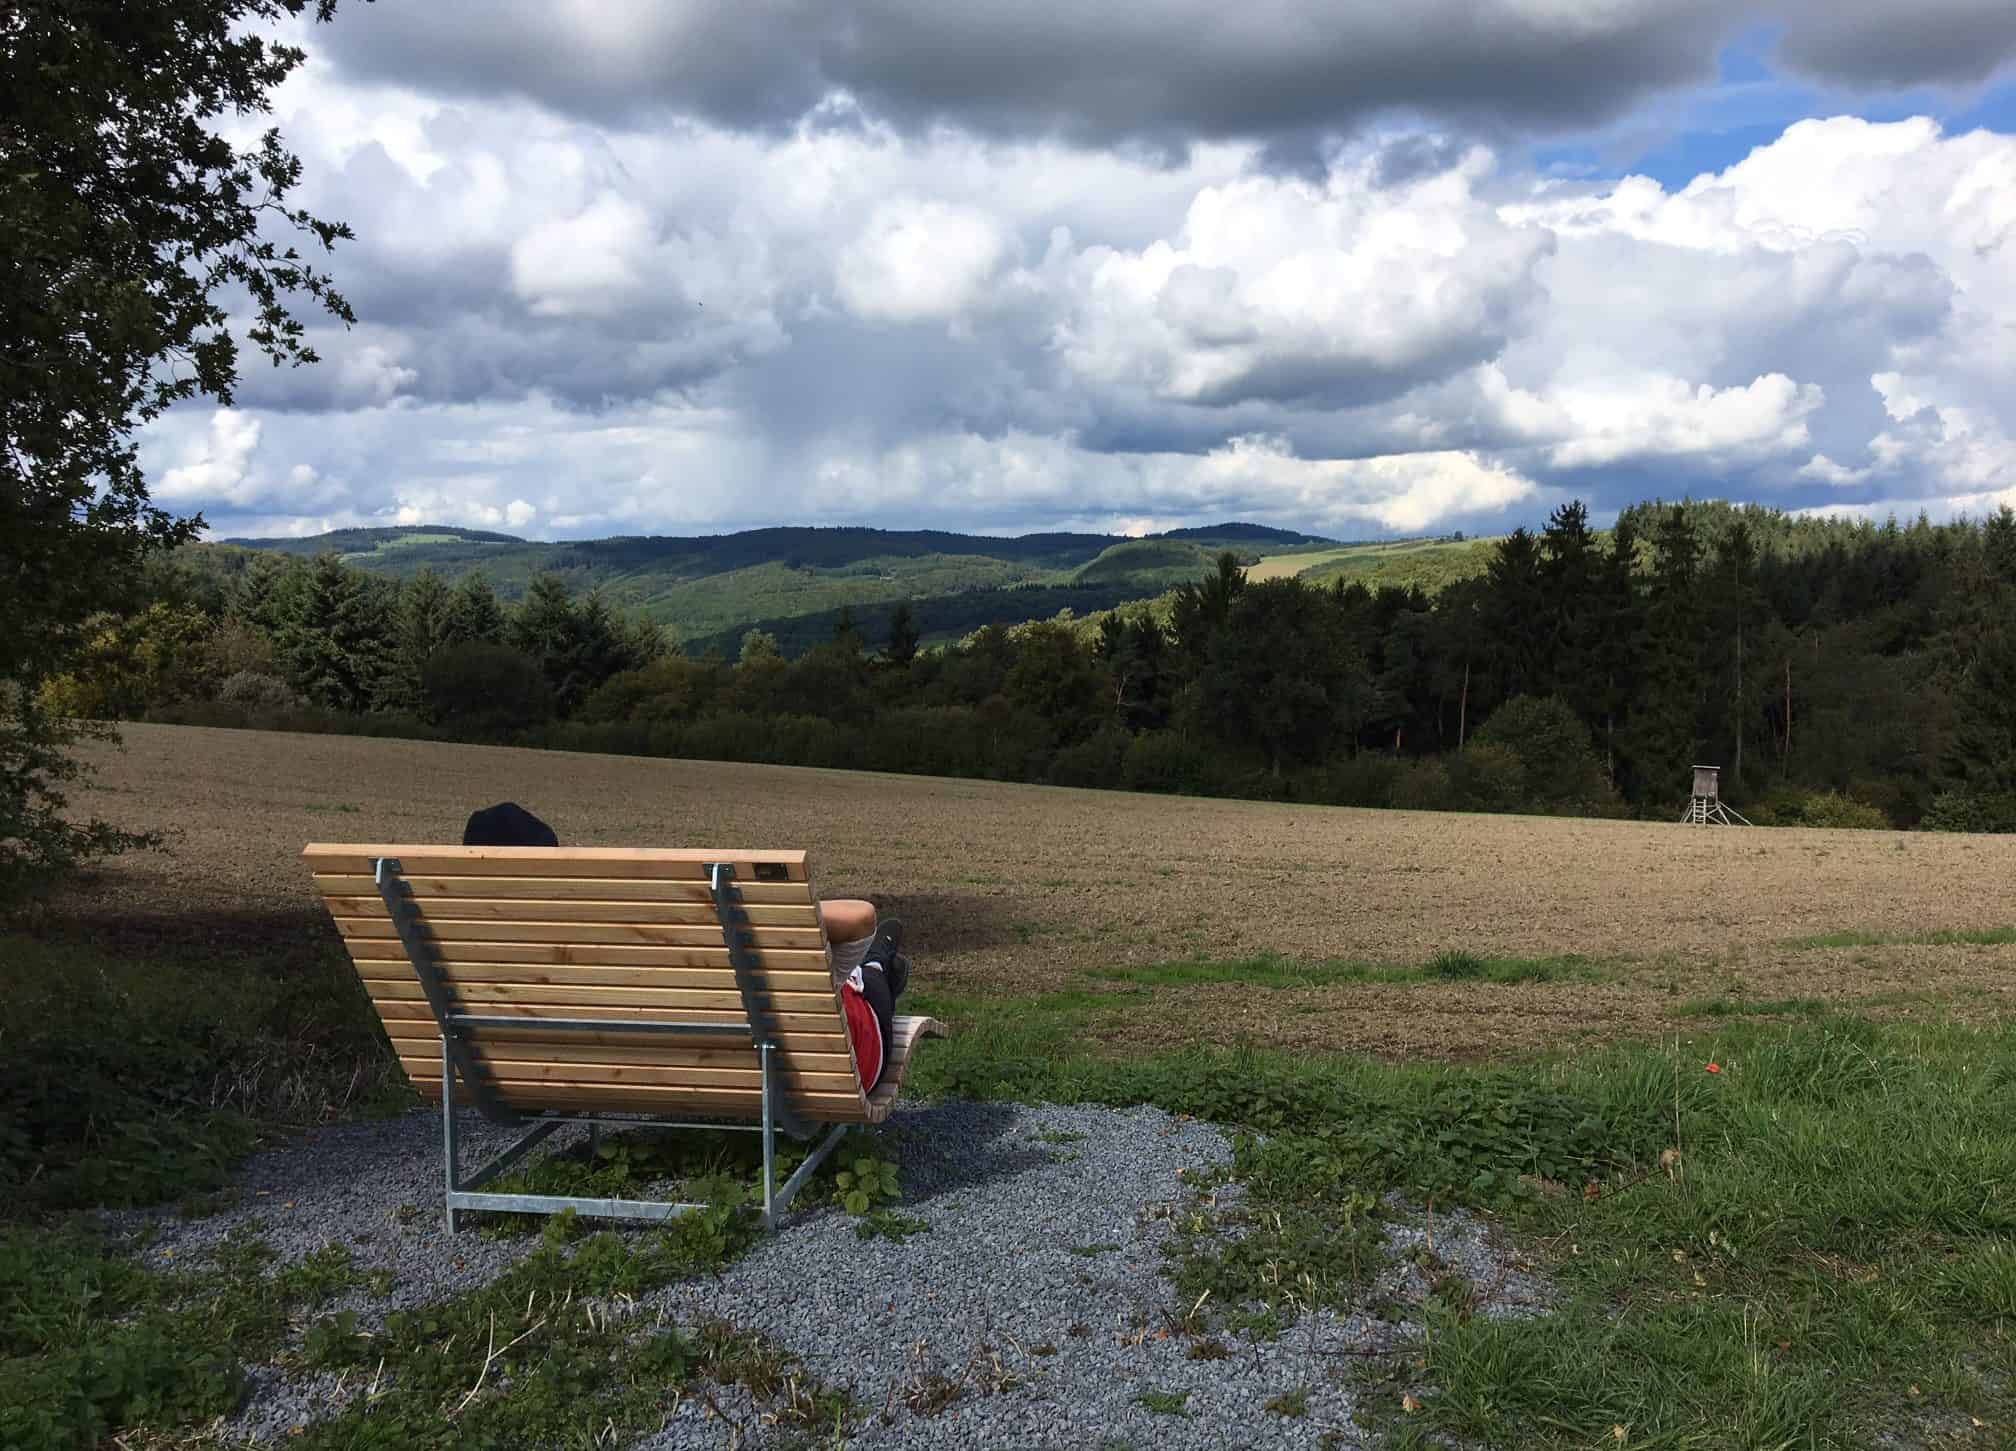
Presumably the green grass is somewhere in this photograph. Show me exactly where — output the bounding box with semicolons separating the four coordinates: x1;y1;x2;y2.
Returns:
1092;950;1602;992
1248;536;1498;595
1781;926;2016;950
1675;994;1831;1019
10;916;2016;1447
0;1221;378;1450
905;992;2016;1447
0;931;408;1214
1265;1386;1311;1417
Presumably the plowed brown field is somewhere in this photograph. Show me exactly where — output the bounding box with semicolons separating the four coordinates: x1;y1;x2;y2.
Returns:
49;723;2016;1057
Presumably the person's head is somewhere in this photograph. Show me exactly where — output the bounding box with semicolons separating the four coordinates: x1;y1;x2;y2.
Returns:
462;802;559;847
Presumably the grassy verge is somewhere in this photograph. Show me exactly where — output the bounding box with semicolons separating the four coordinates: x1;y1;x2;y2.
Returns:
0;1208;854;1451
1781;925;2016;950
906;984;2016;1446
1094;948;1603;991
0;931;408;1214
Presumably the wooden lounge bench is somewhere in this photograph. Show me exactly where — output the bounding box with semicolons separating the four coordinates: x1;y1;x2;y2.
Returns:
303;844;943;1231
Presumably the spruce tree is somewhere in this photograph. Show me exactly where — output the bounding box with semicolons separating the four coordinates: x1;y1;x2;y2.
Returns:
885;602;921;668
390;569;450;712
1540;501;1600;727
1621;507;1706;803
279;553;392;713
1589;515;1645;790
1485;527;1548;699
440;571;506;647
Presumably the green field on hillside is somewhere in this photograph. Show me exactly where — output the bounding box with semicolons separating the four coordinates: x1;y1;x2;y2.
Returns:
1248;537;1497;593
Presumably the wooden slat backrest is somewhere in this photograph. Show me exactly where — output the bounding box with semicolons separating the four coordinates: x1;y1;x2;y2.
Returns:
304;844;871;1123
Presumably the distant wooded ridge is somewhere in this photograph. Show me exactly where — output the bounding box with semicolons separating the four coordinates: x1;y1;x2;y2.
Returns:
202;520;1477;657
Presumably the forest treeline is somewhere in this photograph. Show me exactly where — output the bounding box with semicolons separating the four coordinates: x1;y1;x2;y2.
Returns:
49;498;2016;830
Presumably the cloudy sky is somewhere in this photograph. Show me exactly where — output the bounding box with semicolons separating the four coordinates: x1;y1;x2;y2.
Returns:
146;1;2016;542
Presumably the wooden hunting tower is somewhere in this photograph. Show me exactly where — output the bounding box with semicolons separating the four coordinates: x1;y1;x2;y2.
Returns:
1683;765;1750;826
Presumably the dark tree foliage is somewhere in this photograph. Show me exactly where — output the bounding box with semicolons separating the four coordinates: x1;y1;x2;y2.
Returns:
75;496;2016;832
884;601;921;668
1486;527;1548;700
423;642;552;738
1;0;357;889
3;0;354;686
1191;579;1364;776
279;553;389;713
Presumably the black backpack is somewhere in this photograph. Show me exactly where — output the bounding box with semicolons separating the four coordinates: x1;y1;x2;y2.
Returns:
462;802;558;847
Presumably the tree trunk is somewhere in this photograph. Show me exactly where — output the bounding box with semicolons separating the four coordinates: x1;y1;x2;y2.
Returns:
1458;658;1470;751
1733;609;1744;784
1783;653;1792;770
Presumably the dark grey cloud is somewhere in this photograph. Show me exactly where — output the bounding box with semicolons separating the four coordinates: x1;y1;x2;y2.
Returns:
318;2;2016;155
322;0;1733;146
1774;0;2016;90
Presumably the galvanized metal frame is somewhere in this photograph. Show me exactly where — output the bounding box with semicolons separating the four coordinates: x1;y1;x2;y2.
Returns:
372;856;851;1234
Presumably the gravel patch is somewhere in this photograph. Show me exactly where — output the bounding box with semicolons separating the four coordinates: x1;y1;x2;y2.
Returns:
635;1101;1548;1450
106;1110;547;1315
107;1099;1549;1448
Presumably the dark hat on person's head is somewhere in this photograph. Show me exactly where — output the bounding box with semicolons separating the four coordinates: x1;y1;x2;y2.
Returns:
462;802;559;848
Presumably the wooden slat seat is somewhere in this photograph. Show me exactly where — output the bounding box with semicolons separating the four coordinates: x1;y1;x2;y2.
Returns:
303;843;944;1229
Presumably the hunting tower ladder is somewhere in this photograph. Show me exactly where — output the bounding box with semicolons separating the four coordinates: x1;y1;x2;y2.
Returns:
1683;765;1750;826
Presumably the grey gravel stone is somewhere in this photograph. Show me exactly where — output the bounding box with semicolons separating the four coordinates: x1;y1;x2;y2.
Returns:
108;1099;1549;1448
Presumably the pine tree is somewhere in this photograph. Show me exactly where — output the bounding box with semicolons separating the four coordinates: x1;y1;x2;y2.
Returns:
388;568;449;712
1485;527;1548;699
1708;520;1764;791
509;573;584;712
279;553;392;713
439;571;505;648
1540;501;1600;727
1589;515;1645;790
832;605;864;658
623;614;677;666
1946;626;2016;798
885;602;921;668
230;551;298;639
1621;507;1705;803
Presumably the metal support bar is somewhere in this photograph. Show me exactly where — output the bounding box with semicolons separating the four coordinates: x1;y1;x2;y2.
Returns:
768;1122;853;1228
377;858;517;1126
460;1119;565;1192
442;1036;460;1234
446;1189;711;1222
708;862;811;1138
448;1014;749;1037
536;1115;765;1133
761;1042;776;1223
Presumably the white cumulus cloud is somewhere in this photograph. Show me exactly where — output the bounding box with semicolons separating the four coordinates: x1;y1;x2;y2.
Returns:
836;199;1009;323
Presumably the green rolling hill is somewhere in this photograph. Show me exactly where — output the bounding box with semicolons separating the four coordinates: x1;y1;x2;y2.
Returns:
210;520;1494;657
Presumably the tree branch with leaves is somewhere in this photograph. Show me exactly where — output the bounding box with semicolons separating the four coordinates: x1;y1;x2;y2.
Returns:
1;0;358;891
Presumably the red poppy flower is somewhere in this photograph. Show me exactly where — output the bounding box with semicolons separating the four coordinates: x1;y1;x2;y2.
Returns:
1705;1062;1722;1074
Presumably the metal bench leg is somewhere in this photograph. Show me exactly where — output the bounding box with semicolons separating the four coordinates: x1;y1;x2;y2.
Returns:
761;1042;777;1226
442;1036;460;1235
770;1122;852;1227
